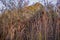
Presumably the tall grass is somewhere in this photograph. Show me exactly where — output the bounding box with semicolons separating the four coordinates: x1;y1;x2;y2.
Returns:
0;2;60;40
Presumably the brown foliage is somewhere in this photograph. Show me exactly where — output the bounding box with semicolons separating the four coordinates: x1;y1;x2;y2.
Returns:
0;2;60;40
